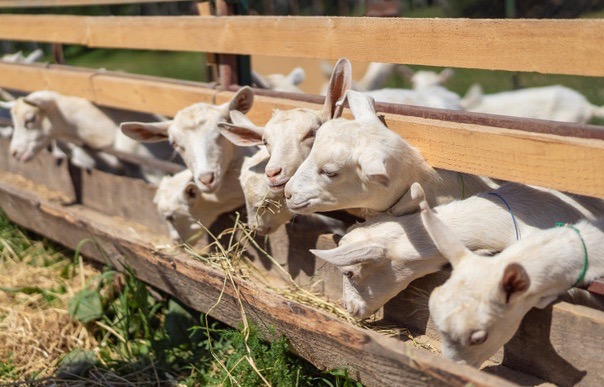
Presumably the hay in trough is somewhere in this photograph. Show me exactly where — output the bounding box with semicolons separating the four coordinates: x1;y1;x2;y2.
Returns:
180;215;438;353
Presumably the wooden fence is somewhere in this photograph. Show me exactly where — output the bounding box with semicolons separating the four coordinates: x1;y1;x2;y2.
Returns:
0;2;603;386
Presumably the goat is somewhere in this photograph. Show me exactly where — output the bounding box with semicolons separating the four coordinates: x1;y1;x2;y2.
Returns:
284;90;493;218
154;166;245;245
320;61;398;95
120;87;256;192
1;90;174;183
420;185;604;368
239;147;292;235
461;84;604;124
251;68;305;93
217;58;352;195
311;182;604;319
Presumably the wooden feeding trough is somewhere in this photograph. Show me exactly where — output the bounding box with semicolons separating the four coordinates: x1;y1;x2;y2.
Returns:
0;3;603;386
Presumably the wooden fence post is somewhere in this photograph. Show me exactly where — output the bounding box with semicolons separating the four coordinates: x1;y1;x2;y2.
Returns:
214;0;251;88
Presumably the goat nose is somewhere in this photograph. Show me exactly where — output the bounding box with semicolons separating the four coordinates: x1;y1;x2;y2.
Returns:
284;188;292;200
10;149;18;159
266;166;282;178
198;172;215;186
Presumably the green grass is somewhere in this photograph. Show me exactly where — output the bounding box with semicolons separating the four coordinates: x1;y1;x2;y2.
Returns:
0;211;363;385
62;47;208;82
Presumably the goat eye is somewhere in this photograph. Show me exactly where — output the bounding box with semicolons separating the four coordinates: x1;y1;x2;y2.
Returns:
320;168;338;178
165;215;175;222
469;330;488;346
343;270;354;279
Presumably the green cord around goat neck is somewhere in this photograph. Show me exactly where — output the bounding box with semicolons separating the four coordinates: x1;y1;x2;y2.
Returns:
555;222;588;287
458;172;465;200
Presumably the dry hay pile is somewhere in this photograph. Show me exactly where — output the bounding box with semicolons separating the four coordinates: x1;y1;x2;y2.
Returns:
0;233;99;381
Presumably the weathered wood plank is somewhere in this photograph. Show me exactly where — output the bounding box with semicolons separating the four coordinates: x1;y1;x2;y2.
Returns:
79;168;168;236
0;173;516;387
0;0;186;7
0;139;76;203
0;15;603;76
504;302;604;386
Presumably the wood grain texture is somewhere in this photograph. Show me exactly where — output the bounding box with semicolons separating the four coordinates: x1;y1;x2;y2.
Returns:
0;139;76;203
504;302;604;386
0;15;603;75
0;0;185;7
0;174;515;387
2;63;602;198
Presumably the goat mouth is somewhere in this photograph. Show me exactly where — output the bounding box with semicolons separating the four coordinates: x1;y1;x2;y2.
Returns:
19;151;34;163
268;178;289;192
287;200;311;211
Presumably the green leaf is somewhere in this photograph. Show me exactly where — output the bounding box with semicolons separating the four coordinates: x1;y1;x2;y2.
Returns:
57;349;95;378
68;288;103;323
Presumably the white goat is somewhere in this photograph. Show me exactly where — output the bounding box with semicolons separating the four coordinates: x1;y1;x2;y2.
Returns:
217;58;352;195
408;68;455;91
321;63;461;110
284;90;493;218
154;167;245;244
120;87;256;192
311;182;604;319
251;68;305;93
461;84;604;124
1;49;43;64
1;90;174;181
320;62;398;95
239;147;292;235
421;189;604;368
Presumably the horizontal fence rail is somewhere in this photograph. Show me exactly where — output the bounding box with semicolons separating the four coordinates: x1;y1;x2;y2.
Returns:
0;15;603;76
1;62;603;198
0;0;186;7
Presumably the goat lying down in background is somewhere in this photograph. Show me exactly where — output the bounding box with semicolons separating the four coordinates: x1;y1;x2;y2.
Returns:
419;185;604;368
251;67;306;93
311;182;604;320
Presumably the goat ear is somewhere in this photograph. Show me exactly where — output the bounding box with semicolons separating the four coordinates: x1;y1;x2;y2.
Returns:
23;94;55;110
418;183;472;268
217;111;264;146
439;68;454;83
500;263;530;304
310;242;385;267
120;121;171;142
24;49;43;63
460;84;484;110
342;90;381;125
359;153;390;187
287;67;306;86
0;100;15;109
396;64;415;79
321;58;352;121
227;86;254;114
